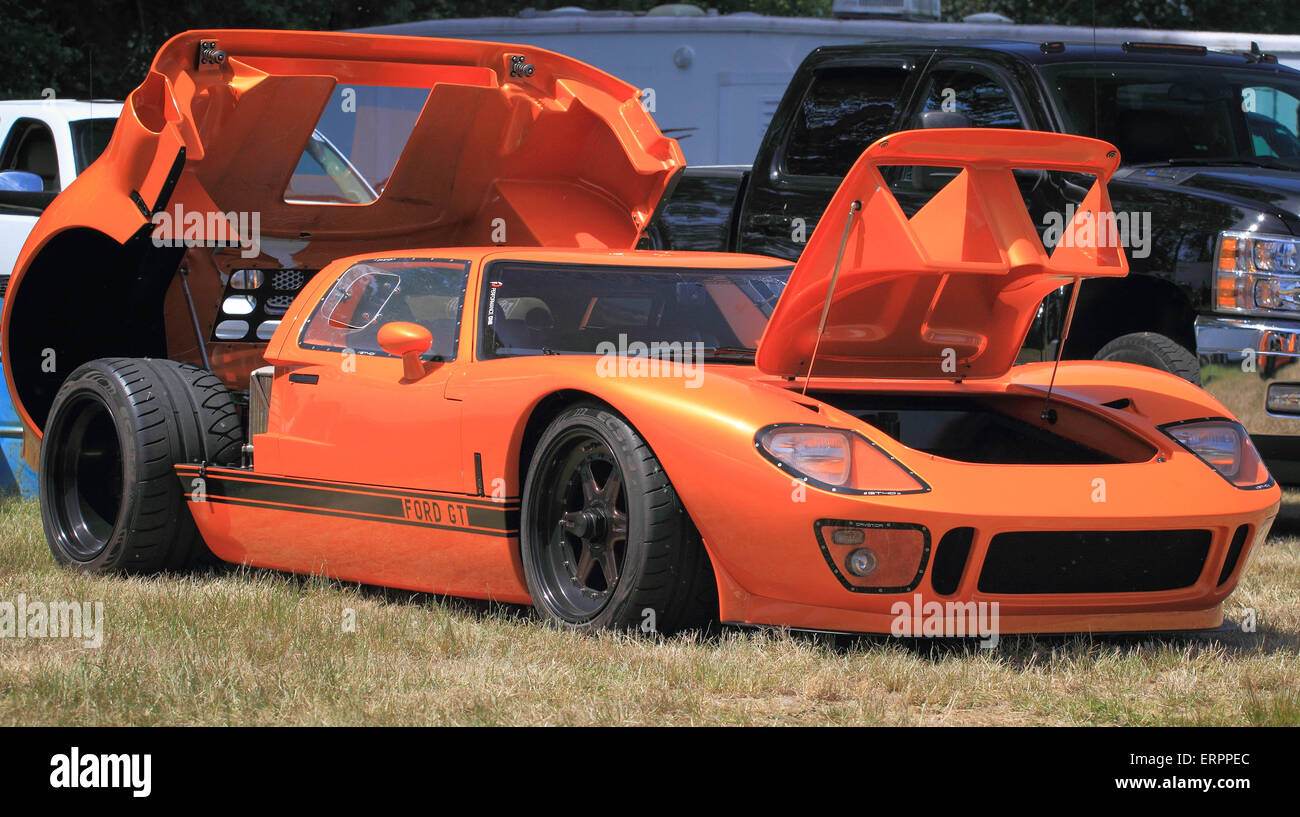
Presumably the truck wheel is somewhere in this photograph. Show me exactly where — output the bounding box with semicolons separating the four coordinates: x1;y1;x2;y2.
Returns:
39;358;242;574
1094;332;1201;386
520;403;717;635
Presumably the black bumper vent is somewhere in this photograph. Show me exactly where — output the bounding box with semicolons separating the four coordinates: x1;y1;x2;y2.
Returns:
978;530;1211;594
931;527;975;595
1217;525;1250;586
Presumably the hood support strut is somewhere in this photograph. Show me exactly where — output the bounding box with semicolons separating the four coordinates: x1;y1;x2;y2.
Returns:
802;198;862;395
1040;275;1082;424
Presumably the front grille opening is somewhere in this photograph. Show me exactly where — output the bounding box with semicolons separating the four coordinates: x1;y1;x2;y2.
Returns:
978;530;1211;594
804;391;1157;465
1217;524;1250;586
931;527;975;595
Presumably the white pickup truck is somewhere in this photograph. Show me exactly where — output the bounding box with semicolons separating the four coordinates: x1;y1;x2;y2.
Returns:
0;99;122;287
1;99;120;495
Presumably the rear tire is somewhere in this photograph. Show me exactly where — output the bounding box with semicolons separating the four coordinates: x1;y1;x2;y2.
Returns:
520;403;717;635
39;358;242;573
1094;332;1201;385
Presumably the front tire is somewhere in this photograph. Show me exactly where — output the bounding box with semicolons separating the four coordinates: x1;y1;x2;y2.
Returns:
1093;332;1201;385
520;403;716;634
39;358;242;573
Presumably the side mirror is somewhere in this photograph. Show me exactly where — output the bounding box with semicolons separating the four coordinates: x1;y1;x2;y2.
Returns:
917;110;971;129
0;170;44;192
377;321;434;380
910;111;973;192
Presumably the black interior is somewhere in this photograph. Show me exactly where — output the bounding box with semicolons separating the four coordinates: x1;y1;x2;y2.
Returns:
807;391;1126;465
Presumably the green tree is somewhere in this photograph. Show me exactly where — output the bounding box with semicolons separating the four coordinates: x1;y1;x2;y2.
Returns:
1;0;1295;101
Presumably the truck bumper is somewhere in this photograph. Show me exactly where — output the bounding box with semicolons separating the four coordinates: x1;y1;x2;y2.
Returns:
1196;314;1300;481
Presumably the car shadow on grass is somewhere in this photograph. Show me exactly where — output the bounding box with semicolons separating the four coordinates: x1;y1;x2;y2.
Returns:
796;625;1300;663
207;561;538;627
200;562;1298;658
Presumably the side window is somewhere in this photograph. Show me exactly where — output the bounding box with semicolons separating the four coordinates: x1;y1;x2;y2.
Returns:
0;119;60;191
919;68;1024;129
1243;86;1300;158
782;65;911;177
301;259;469;360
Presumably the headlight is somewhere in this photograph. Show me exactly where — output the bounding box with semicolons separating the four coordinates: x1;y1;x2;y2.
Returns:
1161;419;1272;489
755;424;928;494
1215;231;1300;315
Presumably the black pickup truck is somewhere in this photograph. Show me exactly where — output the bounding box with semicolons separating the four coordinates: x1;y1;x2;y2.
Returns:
644;39;1300;479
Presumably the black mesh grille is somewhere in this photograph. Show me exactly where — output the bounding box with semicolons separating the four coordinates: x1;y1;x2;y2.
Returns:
931;527;974;595
978;530;1211;594
213;268;317;343
1217;525;1250;586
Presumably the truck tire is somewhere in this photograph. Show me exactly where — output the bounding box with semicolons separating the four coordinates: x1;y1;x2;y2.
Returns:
520;403;717;635
1093;332;1201;386
39;358;242;574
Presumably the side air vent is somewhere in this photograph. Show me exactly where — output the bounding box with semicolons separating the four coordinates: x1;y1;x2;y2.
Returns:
1217;525;1250;586
248;365;273;437
930;527;975;595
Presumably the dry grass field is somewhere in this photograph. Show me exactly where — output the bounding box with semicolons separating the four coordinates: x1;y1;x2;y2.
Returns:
1;493;1297;726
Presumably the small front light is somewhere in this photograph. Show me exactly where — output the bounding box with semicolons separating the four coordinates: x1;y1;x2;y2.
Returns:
1267;383;1300;414
1254;240;1278;272
845;547;878;577
1255;278;1282;309
1162;419;1271;488
830;528;866;546
758;427;851;486
755;424;929;494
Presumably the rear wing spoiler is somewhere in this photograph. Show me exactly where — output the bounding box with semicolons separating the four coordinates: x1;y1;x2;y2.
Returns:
757;128;1129;380
837;127;1127;278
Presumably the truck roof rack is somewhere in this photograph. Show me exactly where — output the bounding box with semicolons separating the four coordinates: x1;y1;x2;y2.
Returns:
1218;41;1280;63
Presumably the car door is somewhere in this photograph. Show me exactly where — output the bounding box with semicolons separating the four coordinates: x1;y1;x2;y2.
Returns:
264;257;470;494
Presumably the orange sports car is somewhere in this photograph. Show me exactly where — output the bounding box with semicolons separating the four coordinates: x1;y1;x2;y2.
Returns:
1;30;1280;636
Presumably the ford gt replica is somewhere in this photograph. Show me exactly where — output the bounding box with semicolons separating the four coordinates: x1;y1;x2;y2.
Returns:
1;30;1280;636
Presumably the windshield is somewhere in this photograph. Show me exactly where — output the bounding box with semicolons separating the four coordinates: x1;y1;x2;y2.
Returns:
478;262;791;360
1041;63;1300;168
69;118;117;174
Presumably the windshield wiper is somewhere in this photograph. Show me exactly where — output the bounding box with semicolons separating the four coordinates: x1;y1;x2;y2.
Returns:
699;346;757;362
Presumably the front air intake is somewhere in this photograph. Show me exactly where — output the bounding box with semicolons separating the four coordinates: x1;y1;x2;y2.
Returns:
930;527;975;595
1217;525;1250;586
978;530;1211;594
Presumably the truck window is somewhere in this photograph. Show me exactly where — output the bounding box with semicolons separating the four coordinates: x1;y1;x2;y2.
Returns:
300;259;469;360
69;118;117;174
1042;64;1300;167
0;119;60;191
1242;87;1300;158
918;68;1024;129
782;66;910;177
